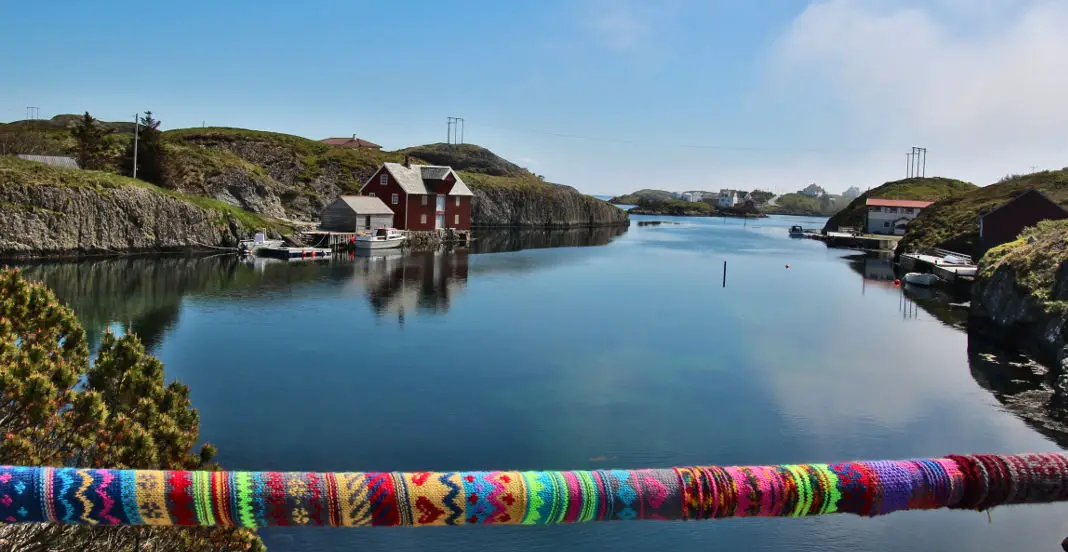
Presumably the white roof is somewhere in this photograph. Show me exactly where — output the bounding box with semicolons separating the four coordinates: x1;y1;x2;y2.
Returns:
334;195;394;214
365;163;474;196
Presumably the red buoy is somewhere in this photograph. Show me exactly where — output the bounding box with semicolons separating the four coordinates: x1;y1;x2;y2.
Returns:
785;265;790;269
894;279;901;286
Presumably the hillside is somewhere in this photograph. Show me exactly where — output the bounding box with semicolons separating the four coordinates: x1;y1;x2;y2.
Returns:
399;143;526;177
0;156;281;258
897;169;1068;257
822;177;976;233
2;117;627;230
609;189;674;204
765;193;844;217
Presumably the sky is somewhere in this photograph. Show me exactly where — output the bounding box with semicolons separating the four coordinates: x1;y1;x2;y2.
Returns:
3;0;1068;195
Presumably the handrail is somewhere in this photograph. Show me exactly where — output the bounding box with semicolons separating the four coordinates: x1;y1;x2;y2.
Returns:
1;453;1066;528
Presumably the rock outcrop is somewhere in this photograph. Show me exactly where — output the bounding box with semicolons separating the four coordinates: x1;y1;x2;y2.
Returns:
0;156;267;258
970;220;1068;402
471;186;629;228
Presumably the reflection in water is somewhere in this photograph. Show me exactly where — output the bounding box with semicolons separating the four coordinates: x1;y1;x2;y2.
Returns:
471;226;626;253
19;255;327;350
356;249;469;322
845;252;968;329
967;335;1068;447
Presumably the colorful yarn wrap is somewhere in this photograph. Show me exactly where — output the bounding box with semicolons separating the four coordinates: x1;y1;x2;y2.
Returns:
2;453;1068;528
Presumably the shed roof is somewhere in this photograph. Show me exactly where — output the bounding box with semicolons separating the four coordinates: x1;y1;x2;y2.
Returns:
370;163;474;196
865;198;934;208
979;188;1068;220
16;154;80;169
333;195;394;215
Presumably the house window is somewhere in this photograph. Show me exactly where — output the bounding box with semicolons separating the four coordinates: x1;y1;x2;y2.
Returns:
391;193;398;205
455;196;460;207
454;214;459;225
887;207;898;213
368;192;375;197
870;206;881;212
421;195;428;206
904;207;914;214
380;174;388;185
420;214;427;224
883;221;890;228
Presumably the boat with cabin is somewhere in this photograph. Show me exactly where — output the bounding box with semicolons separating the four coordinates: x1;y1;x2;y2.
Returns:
355;228;406;250
788;225;805;237
239;231;285;255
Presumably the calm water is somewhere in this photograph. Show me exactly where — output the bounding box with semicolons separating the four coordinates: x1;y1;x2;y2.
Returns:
20;216;1068;552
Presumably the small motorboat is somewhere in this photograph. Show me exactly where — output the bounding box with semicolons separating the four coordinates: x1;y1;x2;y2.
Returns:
788;225;805;237
903;272;939;286
239;231;285;255
355;228;406;250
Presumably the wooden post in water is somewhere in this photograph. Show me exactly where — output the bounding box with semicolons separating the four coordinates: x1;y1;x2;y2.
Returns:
722;261;727;288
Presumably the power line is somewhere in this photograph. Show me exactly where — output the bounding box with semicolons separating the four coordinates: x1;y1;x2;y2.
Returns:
464;121;874;154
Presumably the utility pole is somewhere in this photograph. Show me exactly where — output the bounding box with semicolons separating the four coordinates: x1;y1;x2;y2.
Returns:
905;152;912;178
459;117;464;144
446;116;464;144
25;106;39;120
920;147;926;177
1030;165;1039;173
132;113;140;179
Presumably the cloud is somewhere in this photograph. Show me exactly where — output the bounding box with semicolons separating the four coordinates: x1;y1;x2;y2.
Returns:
767;0;1068;153
584;0;657;52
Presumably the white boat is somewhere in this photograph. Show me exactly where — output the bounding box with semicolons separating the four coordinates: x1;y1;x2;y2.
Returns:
355;228;406;250
239;231;285;254
788;225;804;237
903;272;939;286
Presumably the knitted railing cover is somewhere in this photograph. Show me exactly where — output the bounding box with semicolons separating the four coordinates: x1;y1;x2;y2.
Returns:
2;453;1068;527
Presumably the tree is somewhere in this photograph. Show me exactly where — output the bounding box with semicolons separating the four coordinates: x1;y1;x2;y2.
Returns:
0;268;263;552
123;110;164;184
70;111;110;170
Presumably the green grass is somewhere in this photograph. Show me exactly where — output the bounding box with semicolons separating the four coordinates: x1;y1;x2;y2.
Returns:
399;143;527;177
898;169;1068;256
165;127;404;192
460;171;549;191
0;155;285;231
824;177;976;233
979;219;1068;311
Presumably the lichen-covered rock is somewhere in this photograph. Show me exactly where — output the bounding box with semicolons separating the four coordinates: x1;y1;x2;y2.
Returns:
472;186;629;228
0;183;249;258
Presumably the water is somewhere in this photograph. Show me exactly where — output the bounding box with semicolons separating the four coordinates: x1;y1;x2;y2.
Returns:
19;216;1068;552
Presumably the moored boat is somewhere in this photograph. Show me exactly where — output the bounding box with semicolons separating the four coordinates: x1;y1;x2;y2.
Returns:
788;225;804;237
903;272;939;286
355;228;406;250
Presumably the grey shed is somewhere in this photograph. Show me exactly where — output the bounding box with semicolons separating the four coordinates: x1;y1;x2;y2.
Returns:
320;196;395;231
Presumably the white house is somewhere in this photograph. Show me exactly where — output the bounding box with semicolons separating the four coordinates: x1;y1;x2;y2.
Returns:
717;189;743;209
680;191;705;202
865;198;934;235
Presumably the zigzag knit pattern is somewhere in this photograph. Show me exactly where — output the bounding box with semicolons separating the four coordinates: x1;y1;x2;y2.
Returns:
2;453;1068;528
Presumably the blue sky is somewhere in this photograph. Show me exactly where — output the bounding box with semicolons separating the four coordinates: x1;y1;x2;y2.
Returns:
3;0;1068;194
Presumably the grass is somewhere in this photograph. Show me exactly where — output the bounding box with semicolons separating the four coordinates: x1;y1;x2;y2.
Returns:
824;177;976;233
165;127;404;192
459;171;550;191
0;155;286;232
399;143;527;177
898;169;1068;256
979;219;1068;311
766;192;843;216
608;189;675;204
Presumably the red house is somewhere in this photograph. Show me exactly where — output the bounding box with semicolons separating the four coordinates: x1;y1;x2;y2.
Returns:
360;160;473;231
978;188;1068;258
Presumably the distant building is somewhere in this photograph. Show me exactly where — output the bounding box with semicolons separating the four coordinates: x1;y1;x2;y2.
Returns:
977;189;1068;258
717;189;744;209
16;154;79;169
865;198;934;235
320;135;382;150
361;159;474;231
320;195;395;231
680;191;705;202
799;183;826;198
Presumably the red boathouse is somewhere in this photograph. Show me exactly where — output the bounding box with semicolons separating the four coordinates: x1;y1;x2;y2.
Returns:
360;160;473;231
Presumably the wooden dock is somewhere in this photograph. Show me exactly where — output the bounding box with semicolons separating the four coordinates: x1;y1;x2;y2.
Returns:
804;231;900;251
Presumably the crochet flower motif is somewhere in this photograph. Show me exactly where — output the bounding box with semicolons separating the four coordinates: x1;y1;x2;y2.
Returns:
143;502;164;520
287;478;308;498
292;507;309;525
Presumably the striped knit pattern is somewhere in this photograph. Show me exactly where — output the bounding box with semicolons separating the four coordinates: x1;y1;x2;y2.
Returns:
3;453;1068;528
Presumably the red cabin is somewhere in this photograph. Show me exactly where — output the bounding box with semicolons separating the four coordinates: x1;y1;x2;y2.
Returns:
978;188;1068;258
359;161;473;231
